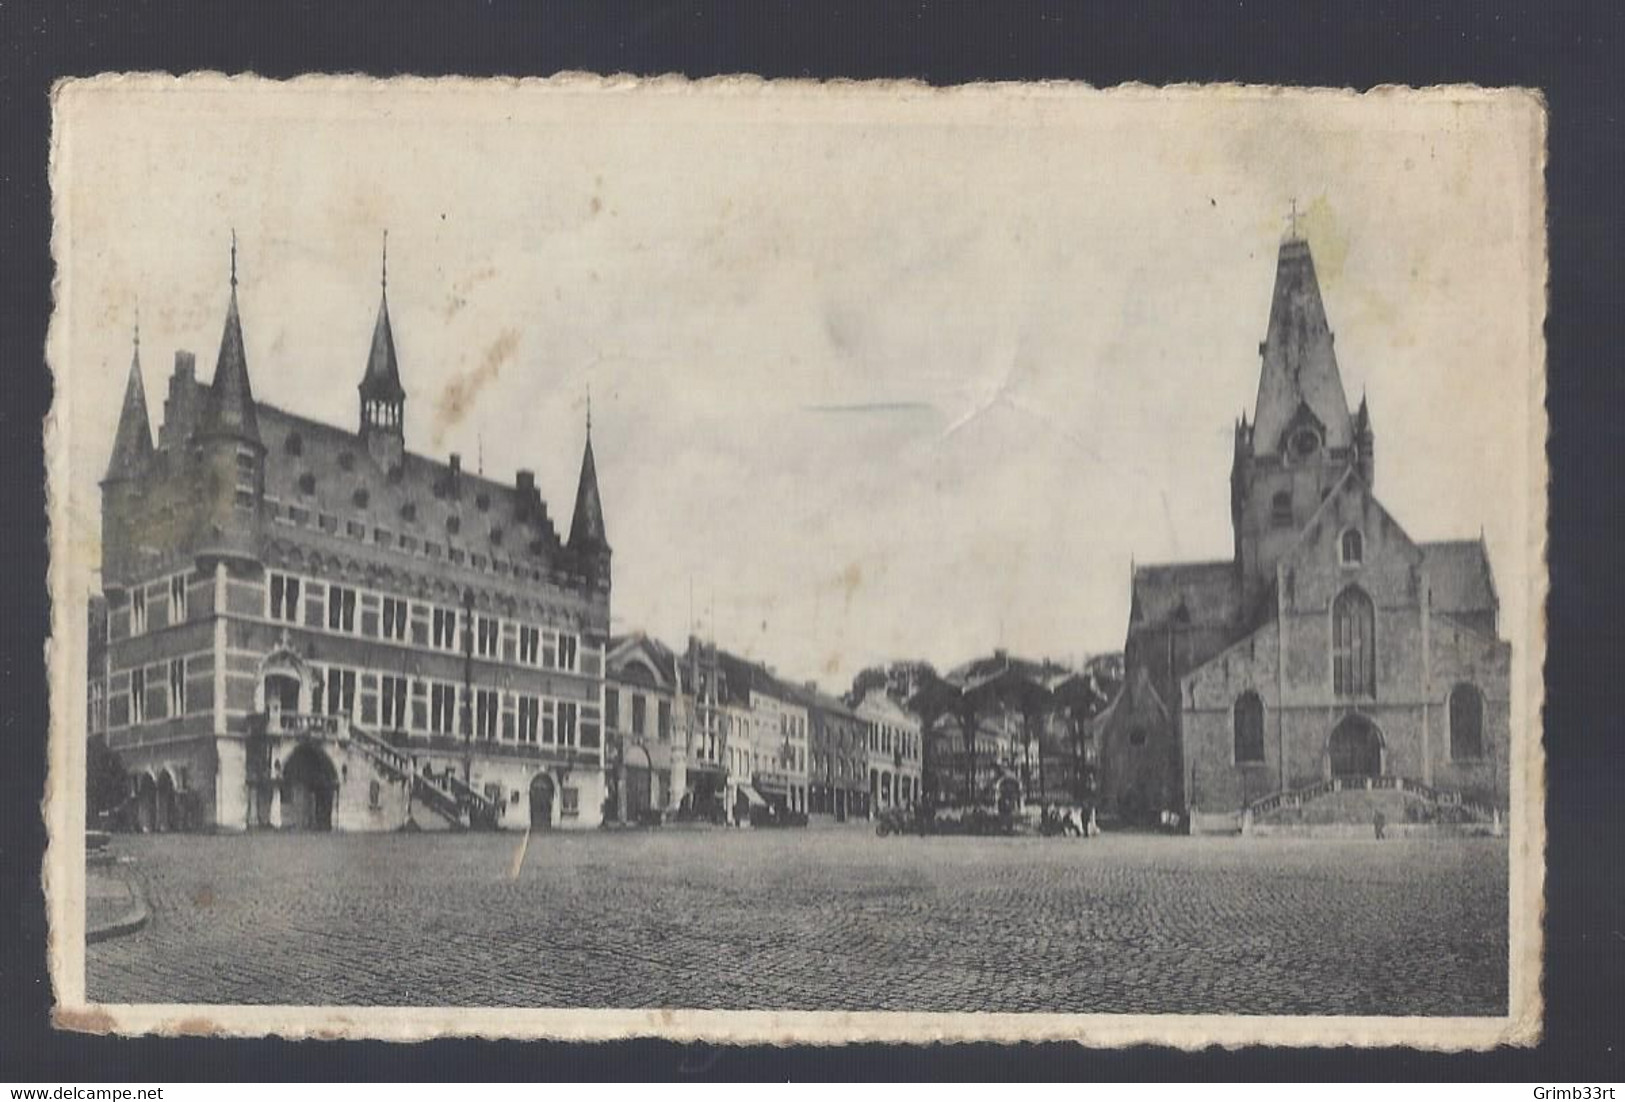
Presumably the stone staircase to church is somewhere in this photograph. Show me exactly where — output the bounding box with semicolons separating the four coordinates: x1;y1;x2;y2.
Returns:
1246;775;1500;836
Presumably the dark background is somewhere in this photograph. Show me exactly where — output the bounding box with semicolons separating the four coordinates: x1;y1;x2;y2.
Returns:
1;0;1620;1081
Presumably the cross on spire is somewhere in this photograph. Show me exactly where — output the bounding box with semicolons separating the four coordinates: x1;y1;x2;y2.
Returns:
586;382;592;437
1288;199;1301;241
230;228;238;289
381;228;389;293
133;306;140;352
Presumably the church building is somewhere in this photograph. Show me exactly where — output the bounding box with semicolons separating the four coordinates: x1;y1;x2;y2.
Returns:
1096;231;1511;829
97;237;611;832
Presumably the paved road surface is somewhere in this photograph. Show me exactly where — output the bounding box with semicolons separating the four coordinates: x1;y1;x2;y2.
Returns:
87;829;1507;1015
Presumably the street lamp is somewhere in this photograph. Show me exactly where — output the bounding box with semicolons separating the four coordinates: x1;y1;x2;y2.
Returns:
461;587;474;788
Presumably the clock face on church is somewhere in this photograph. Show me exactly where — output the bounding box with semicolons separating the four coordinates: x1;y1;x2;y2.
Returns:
1288;428;1321;461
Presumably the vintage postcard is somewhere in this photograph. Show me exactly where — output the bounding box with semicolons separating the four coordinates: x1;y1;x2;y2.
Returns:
45;75;1545;1047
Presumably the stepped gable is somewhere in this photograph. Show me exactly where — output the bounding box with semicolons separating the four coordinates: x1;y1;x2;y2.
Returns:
257;402;566;564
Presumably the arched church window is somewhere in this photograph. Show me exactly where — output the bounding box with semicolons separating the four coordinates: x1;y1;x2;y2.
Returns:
1332;586;1376;697
1270;490;1293;528
1341;528;1364;565
1233;692;1265;763
1449;683;1484;759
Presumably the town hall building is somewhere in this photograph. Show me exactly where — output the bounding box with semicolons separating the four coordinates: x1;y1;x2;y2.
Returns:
1096;231;1511;829
97;238;611;832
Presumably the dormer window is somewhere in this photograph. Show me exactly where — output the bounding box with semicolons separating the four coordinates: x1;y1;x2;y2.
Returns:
1340;528;1364;565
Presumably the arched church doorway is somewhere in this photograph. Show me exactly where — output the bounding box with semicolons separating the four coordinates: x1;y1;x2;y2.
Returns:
281;743;337;831
529;772;556;830
1328;715;1383;779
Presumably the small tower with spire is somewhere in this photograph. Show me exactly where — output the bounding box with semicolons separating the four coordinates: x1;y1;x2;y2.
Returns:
104;321;154;486
567;391;611;587
359;230;406;463
195;230;266;550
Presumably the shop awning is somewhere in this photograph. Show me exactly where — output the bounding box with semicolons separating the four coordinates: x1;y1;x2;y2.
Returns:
735;783;768;807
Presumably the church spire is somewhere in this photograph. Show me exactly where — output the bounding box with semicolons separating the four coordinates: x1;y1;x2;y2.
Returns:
104;324;154;482
568;399;608;554
201;229;262;444
1249;229;1352;456
359;230;405;441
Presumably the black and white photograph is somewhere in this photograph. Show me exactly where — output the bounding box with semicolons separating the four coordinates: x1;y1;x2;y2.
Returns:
45;76;1545;1047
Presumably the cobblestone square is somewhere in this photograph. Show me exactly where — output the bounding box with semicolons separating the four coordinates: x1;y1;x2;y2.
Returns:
87;830;1508;1016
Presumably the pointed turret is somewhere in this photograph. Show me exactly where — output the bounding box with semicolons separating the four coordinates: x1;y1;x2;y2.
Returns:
1353;392;1375;488
200;233;262;445
104;329;154;483
359;231;406;444
1250;235;1352;456
568;403;609;554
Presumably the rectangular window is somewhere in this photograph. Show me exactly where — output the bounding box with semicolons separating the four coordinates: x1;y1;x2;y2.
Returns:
560;786;580;819
169;574;188;622
475;688;499;740
518;625;540;666
268;573;302;623
326;584;357;633
558;700;578;748
476;615;499;659
541;699;556;745
131;589;147;636
501;622;518;664
432;607;459;651
323;668;357;719
430;683;458;735
380;674;408;730
501;693;517;741
657;700;672;742
604;688;620;731
411;679;428;732
557;632;578;672
381;596;408;642
631;694;647;737
360;675;379;725
168;658;186;716
518;696;540;744
130;667;146;723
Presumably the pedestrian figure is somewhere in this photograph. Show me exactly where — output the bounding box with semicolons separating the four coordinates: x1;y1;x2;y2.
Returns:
1373;808;1387;840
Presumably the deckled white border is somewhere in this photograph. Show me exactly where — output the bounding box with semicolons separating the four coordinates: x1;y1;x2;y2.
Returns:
44;73;1547;1048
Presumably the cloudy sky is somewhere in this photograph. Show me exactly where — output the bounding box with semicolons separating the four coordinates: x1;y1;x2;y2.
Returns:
52;79;1543;692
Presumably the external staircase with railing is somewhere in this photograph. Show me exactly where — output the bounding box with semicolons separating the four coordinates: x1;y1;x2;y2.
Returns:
1239;774;1501;835
346;724;504;830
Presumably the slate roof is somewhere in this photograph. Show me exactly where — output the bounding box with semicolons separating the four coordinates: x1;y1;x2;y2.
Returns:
200;288;261;444
358;290;405;403
1251;238;1353;454
256;399;566;565
568;433;608;551
105;345;154;482
1420;539;1498;616
1129;559;1240;630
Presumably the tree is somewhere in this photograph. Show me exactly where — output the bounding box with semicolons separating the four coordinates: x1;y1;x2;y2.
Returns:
86;735;128;828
